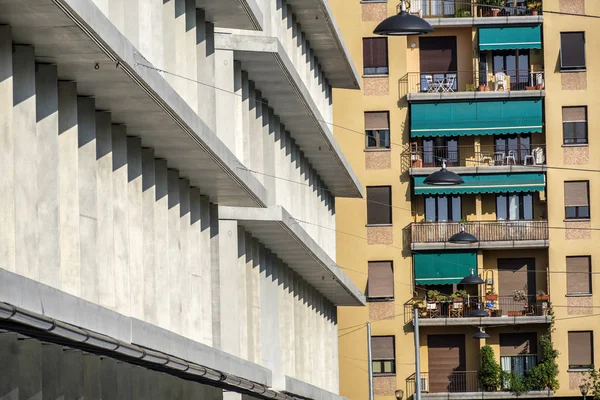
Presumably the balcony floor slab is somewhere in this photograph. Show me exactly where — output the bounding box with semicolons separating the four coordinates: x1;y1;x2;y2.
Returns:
411;240;549;251
407;90;544;102
409;165;546;176
424;15;543;28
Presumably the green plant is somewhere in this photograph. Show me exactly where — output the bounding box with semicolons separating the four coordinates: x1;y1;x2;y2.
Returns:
427;290;447;302
455;9;471;17
507;372;530;395
583;366;600;400
526;333;560;391
527;0;542;10
479;345;501;391
483;0;504;8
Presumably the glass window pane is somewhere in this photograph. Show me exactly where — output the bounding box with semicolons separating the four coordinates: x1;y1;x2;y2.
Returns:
379;130;390;148
372;361;382;374
383;361;394;373
563;123;575;142
509;195;520;220
423;140;434;165
579;206;590;218
425;197;436;222
437;196;449;222
566;207;577;219
523;194;533;220
451;196;461;222
497;195;507;221
366;131;377;147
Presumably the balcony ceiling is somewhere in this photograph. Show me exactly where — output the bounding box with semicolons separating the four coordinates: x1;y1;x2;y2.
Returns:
195;0;263;30
0;0;268;207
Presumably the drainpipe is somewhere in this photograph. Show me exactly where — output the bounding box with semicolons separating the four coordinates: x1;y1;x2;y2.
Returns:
367;322;374;400
414;307;421;400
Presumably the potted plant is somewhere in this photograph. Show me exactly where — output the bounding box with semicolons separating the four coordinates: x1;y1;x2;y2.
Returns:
536;290;549;301
452;289;468;302
487;0;504;16
486;290;498;301
527;0;542;15
479;345;501;391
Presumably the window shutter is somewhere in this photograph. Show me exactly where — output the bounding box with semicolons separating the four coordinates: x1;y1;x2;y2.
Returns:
561;32;586;69
363;38;375;68
567;256;591;294
562;107;587;122
372;38;388;68
564;181;589;207
568;331;593;367
368;261;394;298
365;112;390;130
500;333;537;356
371;336;395;360
367;186;392;225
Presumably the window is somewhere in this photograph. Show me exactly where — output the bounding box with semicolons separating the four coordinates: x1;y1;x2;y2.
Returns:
367;186;392;225
567;256;592;295
568;331;593;369
564;181;590;219
496;194;533;221
363;38;388;75
492;50;530;91
425;195;461;222
563;107;588;145
368;261;394;300
560;32;586;71
365;112;390;149
371;336;396;375
494;135;531;164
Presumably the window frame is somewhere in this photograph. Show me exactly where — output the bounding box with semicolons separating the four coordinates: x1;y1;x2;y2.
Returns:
365;111;391;149
562;106;588;145
560;32;586;71
366;186;393;225
568;331;594;370
363;37;389;76
496;193;534;221
424;195;462;222
371;336;396;376
564;181;590;220
566;256;592;295
367;261;395;301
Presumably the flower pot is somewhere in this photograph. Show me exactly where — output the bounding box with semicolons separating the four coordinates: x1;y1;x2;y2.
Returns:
486;294;498;301
525;86;535;90
531;10;538;15
535;83;544;90
492;8;500;16
536;294;549;301
454;297;464;303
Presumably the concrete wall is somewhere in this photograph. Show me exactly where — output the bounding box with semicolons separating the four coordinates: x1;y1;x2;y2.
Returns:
0;23;341;397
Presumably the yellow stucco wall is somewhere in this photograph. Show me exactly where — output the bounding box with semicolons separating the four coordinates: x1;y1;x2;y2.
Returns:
331;0;600;398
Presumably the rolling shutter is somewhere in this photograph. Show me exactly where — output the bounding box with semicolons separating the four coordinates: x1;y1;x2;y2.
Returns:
363;38;388;69
567;256;591;294
365;112;389;130
500;333;537;356
371;336;395;360
568;331;593;367
368;261;394;298
564;181;589;207
367;186;392;225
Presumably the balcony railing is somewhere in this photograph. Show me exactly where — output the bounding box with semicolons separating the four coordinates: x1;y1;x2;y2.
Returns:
403;144;546;169
410;220;548;244
401;70;544;95
409;0;542;18
407;294;550;321
407;371;481;394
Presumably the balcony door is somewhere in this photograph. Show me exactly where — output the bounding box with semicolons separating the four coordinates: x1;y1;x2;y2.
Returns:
427;334;466;393
419;37;458;92
497;258;536;316
500;332;538;389
495;134;531;164
423;137;459;167
492;50;530;90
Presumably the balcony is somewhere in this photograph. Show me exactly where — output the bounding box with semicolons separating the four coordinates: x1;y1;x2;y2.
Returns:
409;0;543;27
404;295;551;327
401;70;544;101
406;371;552;399
408;220;549;250
402;144;546;175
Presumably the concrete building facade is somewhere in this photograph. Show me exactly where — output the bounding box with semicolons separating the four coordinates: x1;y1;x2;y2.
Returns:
331;0;600;399
0;0;366;399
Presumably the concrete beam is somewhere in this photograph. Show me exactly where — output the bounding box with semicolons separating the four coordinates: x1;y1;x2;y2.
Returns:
195;0;264;31
218;205;366;306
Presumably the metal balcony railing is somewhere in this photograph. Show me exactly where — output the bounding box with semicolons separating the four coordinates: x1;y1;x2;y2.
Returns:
409;0;542;18
403;144;546;169
406;294;550;322
409;220;549;244
407;371;481;394
401;70;544;95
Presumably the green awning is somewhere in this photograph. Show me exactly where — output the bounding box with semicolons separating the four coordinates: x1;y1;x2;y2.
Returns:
415;250;477;285
479;25;542;50
410;99;543;138
414;173;545;195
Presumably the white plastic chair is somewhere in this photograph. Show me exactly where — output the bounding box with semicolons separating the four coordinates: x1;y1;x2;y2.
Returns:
504;150;516;165
444;74;456;92
424;74;435;93
495;72;507;91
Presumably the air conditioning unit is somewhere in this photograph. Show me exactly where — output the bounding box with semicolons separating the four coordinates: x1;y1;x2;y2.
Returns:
421;377;429;393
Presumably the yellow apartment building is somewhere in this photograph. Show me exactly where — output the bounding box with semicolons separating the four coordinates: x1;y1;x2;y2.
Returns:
330;0;600;399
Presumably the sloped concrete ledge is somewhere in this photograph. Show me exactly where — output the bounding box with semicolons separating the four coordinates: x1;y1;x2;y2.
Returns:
219;206;367;306
215;34;363;199
195;0;264;30
281;376;349;400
